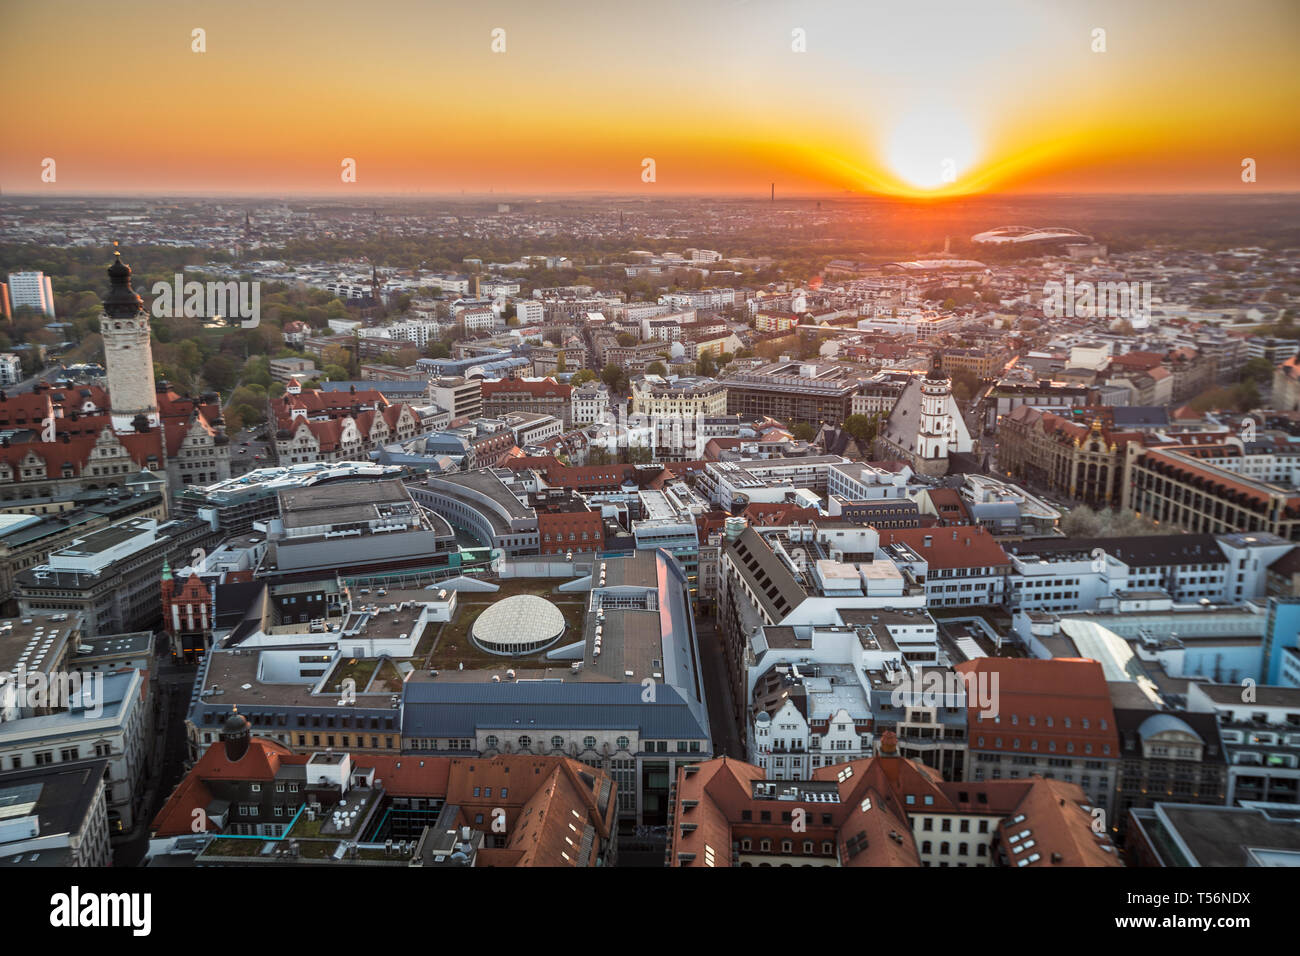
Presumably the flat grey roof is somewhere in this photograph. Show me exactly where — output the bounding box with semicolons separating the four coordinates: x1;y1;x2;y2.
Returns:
401;681;709;740
0;758;110;852
432;469;533;521
278;479;413;528
1156;804;1300;866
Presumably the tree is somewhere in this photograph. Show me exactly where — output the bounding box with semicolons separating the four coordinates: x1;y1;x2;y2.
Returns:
230;403;263;428
646;360;667;376
792;422;816;442
555;351;567;373
204;354;239;392
695;353;717;377
616;332;637;347
1060;504;1102;537
951;369;981;403
601;364;624;391
1106;508;1159;536
322;345;353;372
843;414;879;444
570;369;598;387
1240;357;1275;385
1233;381;1261;412
1187;386;1239;413
242;356;272;389
323;364;349;381
392;347;420;368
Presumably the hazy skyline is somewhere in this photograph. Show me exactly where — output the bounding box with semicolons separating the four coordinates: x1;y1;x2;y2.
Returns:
5;0;1299;197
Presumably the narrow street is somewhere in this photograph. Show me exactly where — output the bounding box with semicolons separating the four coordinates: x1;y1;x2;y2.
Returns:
112;651;197;867
695;609;743;760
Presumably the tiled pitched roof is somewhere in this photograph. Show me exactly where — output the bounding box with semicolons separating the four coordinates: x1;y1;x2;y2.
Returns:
880;525;1011;569
150;737;307;837
957;658;1120;758
481;378;571;399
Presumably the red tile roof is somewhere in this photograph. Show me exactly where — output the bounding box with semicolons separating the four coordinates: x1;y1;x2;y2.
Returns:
880;525;1012;569
151;737;308;837
956;658;1120;757
669;744;1120;867
481;377;571;399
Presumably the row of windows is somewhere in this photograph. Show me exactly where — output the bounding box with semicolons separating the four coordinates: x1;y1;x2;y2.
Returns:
921;840;987;857
980;714;1108;730
740;838;835;855
913;816;989;834
977;736;1111;756
11;741;113;769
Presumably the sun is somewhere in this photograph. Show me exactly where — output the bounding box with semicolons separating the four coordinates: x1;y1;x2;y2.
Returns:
884;105;981;191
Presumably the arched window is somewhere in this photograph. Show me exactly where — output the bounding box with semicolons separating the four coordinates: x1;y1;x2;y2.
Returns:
551;735;564;750
583;736;597;750
519;736;532;750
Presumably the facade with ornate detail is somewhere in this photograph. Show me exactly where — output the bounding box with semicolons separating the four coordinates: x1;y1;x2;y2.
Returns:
998;405;1129;508
160;558;215;663
271;379;422;465
0;254;230;501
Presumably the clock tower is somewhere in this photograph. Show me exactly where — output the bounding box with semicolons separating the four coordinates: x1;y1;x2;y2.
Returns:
100;250;159;433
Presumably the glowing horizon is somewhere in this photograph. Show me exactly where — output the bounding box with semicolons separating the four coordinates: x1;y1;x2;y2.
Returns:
4;0;1298;198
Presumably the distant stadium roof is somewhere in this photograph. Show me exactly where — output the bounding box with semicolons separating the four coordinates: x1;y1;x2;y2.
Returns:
971;226;1094;245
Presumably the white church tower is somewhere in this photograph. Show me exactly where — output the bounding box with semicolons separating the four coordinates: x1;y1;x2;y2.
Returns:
875;350;974;477
918;359;954;461
99;249;159;433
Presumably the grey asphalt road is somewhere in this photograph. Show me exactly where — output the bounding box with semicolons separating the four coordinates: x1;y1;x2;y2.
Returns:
695;610;744;760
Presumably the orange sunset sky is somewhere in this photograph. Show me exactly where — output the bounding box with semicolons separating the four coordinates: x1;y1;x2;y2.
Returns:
4;0;1299;196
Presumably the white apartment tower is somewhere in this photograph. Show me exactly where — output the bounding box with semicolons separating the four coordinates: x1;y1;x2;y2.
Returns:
100;252;159;432
6;271;56;317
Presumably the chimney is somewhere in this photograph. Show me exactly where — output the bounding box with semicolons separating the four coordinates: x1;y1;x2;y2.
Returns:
922;535;932;548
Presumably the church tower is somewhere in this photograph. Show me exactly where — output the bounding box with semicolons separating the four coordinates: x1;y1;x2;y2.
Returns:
918;352;953;462
100;249;159;433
